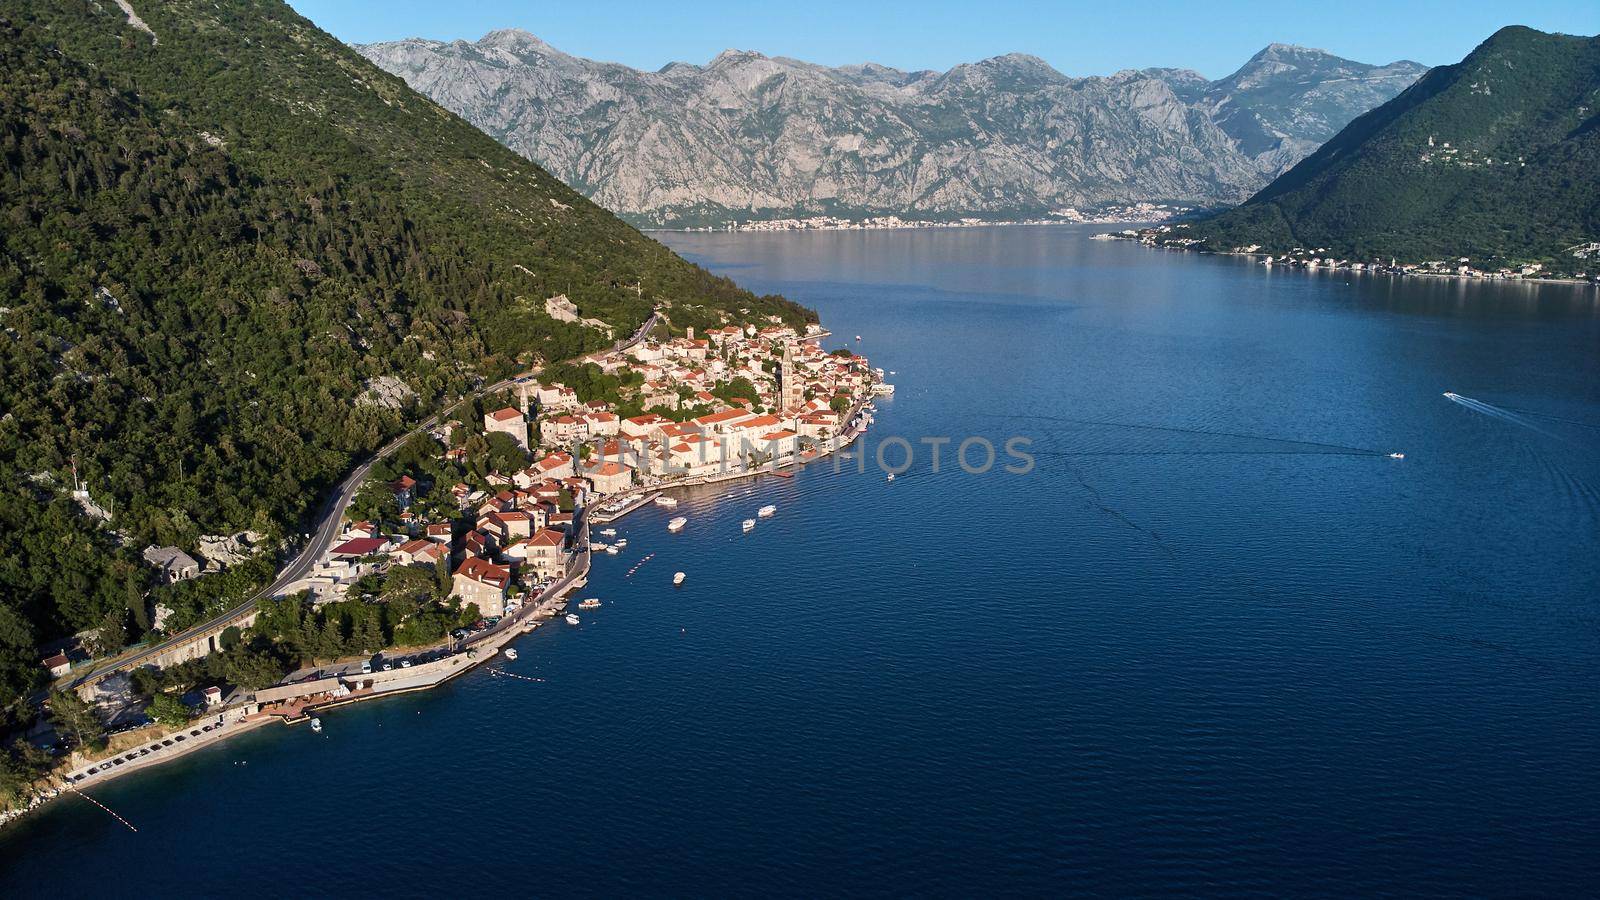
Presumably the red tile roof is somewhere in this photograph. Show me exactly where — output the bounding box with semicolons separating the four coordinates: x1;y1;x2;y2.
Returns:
454;557;511;588
331;537;387;556
527;528;566;548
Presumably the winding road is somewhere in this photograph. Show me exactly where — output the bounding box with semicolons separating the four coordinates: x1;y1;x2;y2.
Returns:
63;311;659;692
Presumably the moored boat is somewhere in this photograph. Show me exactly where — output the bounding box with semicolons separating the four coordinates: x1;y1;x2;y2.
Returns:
579;598;601;609
741;518;756;532
668;516;688;532
673;572;686;586
758;504;777;518
655;496;679;508
565;614;581;625
309;717;323;733
504;648;518;660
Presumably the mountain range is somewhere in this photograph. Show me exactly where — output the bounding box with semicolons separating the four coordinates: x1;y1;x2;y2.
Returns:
1179;26;1600;269
357;33;1426;228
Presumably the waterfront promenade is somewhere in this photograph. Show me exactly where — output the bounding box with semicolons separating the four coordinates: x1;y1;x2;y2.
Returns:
7;392;874;821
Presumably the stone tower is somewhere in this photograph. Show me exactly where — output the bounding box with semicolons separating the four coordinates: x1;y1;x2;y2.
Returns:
778;342;803;413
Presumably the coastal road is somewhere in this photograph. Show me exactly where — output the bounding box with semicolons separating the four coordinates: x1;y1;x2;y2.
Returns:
62;311;659;692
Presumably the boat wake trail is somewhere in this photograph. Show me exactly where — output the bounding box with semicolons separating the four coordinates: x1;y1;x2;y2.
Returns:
1445;392;1600;530
989;413;1388;457
1443;392;1566;441
1045;456;1179;561
1498;405;1600;432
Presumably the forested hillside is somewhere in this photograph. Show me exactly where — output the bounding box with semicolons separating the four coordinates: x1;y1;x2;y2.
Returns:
1184;27;1600;267
0;0;809;720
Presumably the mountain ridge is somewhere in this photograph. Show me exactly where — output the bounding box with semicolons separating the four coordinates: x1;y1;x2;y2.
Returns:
357;33;1426;227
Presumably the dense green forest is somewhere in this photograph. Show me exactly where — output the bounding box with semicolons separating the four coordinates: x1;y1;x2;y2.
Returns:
0;0;812;724
1185;27;1600;268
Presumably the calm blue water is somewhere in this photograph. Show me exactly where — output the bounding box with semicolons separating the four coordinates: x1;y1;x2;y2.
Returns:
4;226;1599;896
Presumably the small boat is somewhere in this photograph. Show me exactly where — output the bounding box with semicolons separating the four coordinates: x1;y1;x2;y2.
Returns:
854;335;862;341
668;516;688;532
605;545;620;555
614;539;628;547
522;620;539;633
771;470;793;478
886;473;895;481
600;527;617;536
673;572;686;586
565;614;581;625
309;718;323;733
579;598;602;609
742;519;756;532
504;648;519;660
1388;452;1406;460
590;541;609;551
655;496;679;508
758;505;777;518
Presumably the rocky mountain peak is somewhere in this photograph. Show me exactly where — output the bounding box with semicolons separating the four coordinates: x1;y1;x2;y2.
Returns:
479;28;557;56
357;35;1428;228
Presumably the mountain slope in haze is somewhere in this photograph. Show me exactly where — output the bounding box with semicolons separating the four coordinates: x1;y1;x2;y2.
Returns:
1194;43;1430;170
357;32;1424;228
0;0;807;716
1183;26;1600;268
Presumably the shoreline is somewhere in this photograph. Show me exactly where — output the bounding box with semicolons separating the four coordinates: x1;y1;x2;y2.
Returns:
1;397;880;831
645;213;1184;233
1105;234;1600;288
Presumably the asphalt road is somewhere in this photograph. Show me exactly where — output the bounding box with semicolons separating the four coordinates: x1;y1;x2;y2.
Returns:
64;312;659;690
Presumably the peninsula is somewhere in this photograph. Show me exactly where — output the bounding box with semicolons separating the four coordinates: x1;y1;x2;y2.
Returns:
4;312;889;823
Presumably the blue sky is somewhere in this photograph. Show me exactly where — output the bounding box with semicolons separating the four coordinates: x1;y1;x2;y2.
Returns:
288;1;1599;78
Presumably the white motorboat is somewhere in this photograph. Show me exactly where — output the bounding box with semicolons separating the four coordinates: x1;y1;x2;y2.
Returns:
309;717;323;733
504;648;518;660
615;539;628;547
600;527;617;536
523;620;539;633
673;572;686;586
757;504;777;518
590;542;609;551
655;496;679;508
886;473;895;481
742;519;756;532
1388;452;1406;460
668;516;688;532
565;614;581;625
854;335;862;341
605;545;620;555
579;598;601;609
